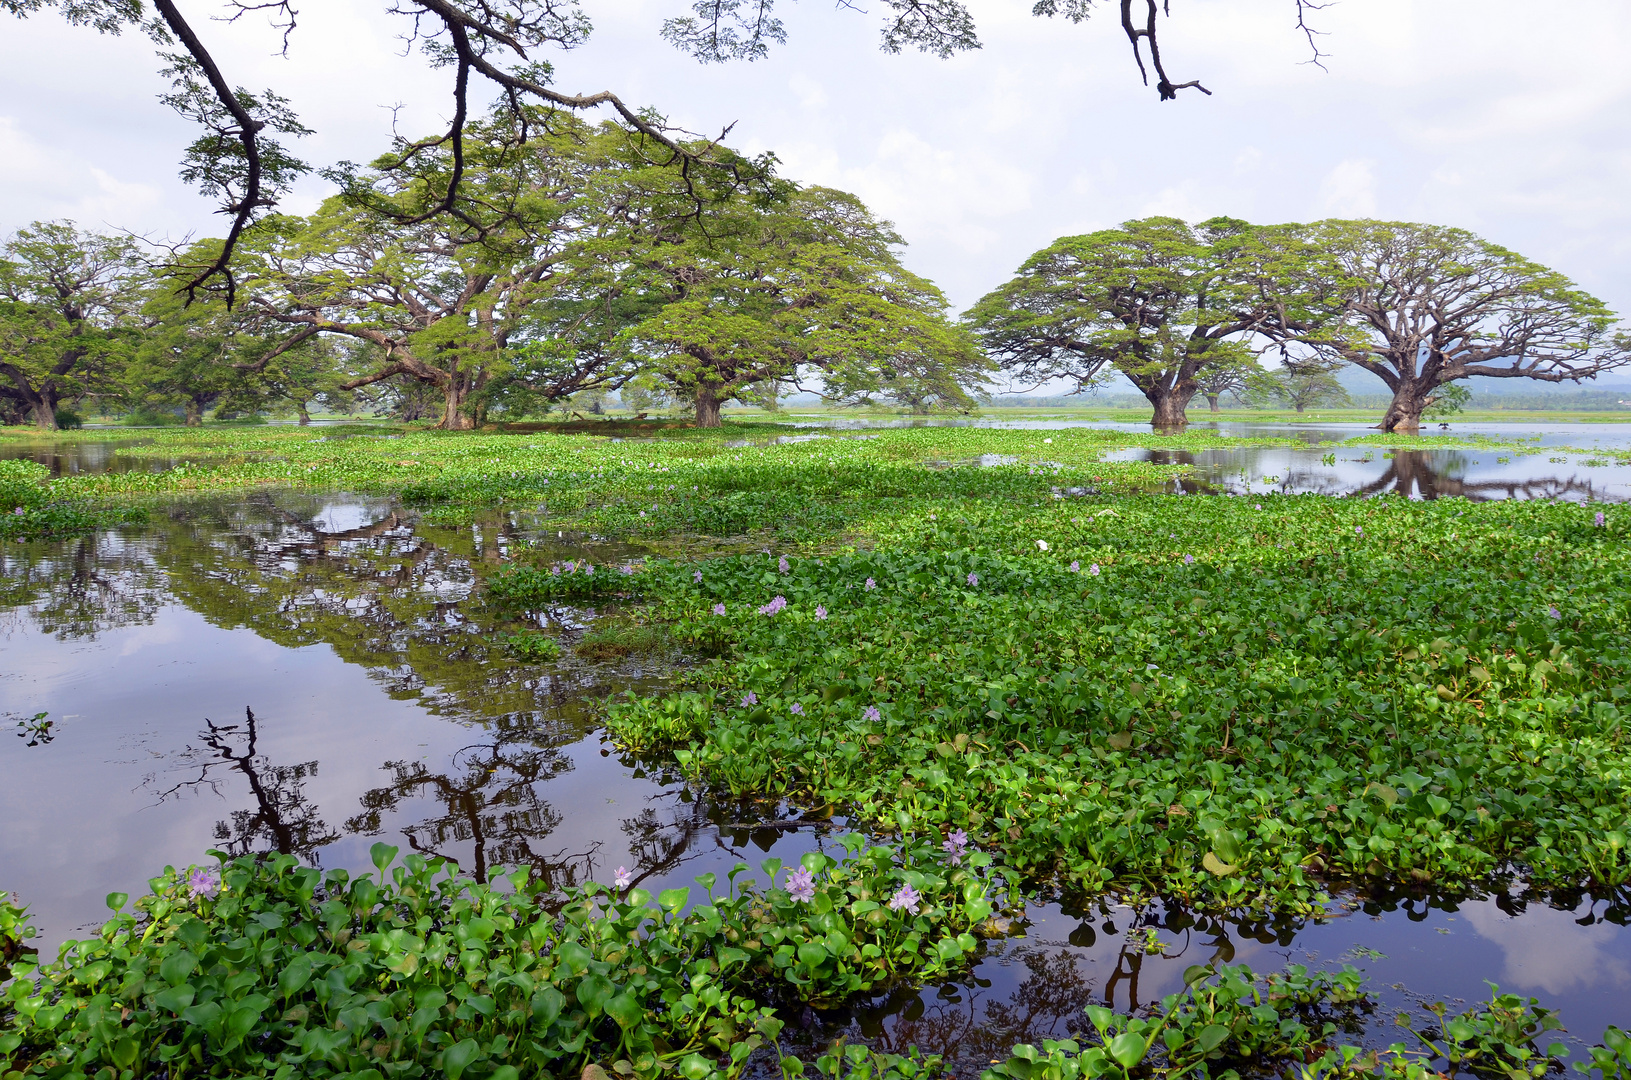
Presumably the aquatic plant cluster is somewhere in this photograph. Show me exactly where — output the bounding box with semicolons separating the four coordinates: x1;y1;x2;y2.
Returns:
4;422;1631;1076
1;839;1001;1080
0;460;144;541
597;491;1630;909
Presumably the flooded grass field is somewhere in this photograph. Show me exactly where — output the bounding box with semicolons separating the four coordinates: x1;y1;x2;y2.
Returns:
3;422;1629;1078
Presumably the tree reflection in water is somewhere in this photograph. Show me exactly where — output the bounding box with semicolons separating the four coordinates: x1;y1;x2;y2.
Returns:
1135;447;1620;502
155;707;338;860
346;712;586;887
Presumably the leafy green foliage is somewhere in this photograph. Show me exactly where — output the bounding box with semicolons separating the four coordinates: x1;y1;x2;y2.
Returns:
499;631;563;662
0;838;1002;1080
981;971;1614;1080
606;494;1631;906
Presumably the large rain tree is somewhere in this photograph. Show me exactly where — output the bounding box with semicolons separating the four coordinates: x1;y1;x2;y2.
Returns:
967;217;1324;429
616;185;988;427
236;112;656;429
1279;221;1631;432
0;222;143;430
2;1;1325;300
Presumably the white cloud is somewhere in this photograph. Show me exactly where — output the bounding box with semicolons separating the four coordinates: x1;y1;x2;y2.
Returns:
1319;159;1380;218
1460;899;1631;996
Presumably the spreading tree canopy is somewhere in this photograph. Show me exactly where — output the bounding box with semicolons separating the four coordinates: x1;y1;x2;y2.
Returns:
1277;221;1631;431
0;222;144;429
616;185;988;426
966;217;1327;428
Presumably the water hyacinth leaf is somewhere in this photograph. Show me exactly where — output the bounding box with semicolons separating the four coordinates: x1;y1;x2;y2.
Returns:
797;942;829;968
442;1038;483;1080
159;950;198;987
1426;794;1452;818
1209;830;1243;865
657;887;690;914
1196;1024;1231;1052
153;984;196;1013
370;842;399;875
104;892;128;912
678;1054;715;1080
1183;965;1213;986
1108;1032;1149;1068
605;992;644;1029
1365;782;1400;807
111;1036;139;1069
577;973;615;1016
1203;852;1238;877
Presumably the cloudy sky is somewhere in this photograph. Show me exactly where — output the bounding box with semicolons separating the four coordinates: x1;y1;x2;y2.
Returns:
3;0;1629;338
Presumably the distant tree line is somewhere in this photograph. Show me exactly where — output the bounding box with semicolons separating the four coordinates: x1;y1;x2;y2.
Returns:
9;189;1630;432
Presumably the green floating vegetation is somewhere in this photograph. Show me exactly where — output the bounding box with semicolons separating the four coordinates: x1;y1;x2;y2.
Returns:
0;459;146;542
604;496;1631;909
498;631;563;663
0;839;1003;1080
981;969;1631;1080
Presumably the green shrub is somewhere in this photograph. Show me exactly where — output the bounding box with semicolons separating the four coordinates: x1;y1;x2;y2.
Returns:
51;409;83;430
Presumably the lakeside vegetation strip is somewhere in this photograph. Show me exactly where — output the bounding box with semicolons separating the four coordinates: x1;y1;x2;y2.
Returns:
6;856;1630;1080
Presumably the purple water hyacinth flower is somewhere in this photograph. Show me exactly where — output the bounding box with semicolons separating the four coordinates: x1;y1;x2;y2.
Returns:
188;867;219;899
778;556;790;574
693;569;703;583
1069;561;1080;573
865;577;877;590
863;705;881;723
614;866;632;889
784;866;816;903
758;595;788;616
815;605;827;620
790;702;804;714
1183;554;1195;565
967;572;978;587
1254;504;1262;510
1548;606;1561;620
1089;564;1101;576
550;565;561;576
713;603;727;616
942;829;969;866
740;691;759;707
11;507;22;515
887;883;921;915
1355;526;1363;536
564;560;576;573
1596;511;1607;527
584;565;594;576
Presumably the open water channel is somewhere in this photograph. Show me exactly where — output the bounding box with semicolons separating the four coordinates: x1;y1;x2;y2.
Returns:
2;426;1630;1072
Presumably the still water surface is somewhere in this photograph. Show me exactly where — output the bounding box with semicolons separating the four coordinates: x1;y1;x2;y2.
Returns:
2;462;1630;1068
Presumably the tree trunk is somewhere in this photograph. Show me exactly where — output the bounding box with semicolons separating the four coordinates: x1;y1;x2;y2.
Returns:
184;399;204;426
1205;395;1221;413
1146;384;1196;431
1377;381;1430;432
29;394;59;431
694;385;723;428
297;401;311;425
439;380;475;430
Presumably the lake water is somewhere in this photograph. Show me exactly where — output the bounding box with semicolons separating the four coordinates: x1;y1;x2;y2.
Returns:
3;445;1631;1070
